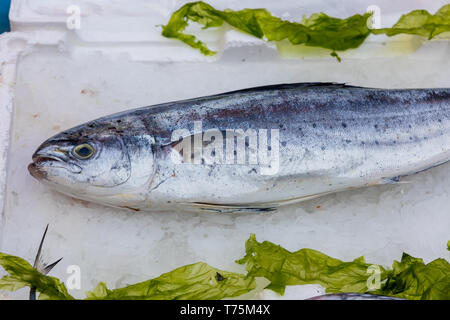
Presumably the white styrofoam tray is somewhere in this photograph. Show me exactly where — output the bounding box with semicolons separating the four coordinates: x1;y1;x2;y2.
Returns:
0;0;449;300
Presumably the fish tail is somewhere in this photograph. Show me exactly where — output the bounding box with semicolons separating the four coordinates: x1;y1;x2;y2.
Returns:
29;224;63;300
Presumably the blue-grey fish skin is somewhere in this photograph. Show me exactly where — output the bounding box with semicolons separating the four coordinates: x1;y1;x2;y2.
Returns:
28;83;450;212
307;293;404;300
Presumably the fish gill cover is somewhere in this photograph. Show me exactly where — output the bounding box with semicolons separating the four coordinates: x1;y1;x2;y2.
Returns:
0;235;449;300
161;2;450;61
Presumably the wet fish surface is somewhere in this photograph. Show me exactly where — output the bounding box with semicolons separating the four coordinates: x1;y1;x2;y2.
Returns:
28;83;450;213
307;293;404;300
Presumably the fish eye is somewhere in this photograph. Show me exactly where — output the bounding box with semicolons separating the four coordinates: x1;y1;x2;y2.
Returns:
73;143;95;160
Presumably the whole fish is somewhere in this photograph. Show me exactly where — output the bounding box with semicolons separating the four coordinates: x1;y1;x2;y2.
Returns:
28;83;450;213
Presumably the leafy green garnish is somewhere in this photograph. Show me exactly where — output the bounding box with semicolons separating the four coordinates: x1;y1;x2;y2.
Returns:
373;254;450;300
1;237;449;300
447;240;450;251
372;5;450;39
161;2;450;59
0;253;254;300
236;235;450;300
161;1;372;60
0;253;74;300
85;262;255;300
236;234;388;295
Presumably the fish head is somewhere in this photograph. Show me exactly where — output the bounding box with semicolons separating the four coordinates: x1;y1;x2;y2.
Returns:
28;118;156;201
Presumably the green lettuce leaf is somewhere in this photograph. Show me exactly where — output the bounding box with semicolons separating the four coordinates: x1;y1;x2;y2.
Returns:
0;252;74;300
236;234;388;295
236;235;450;300
86;262;255;300
161;1;372;59
1;237;449;300
0;252;255;300
447;240;450;251
375;254;450;300
372;5;450;39
161;2;450;59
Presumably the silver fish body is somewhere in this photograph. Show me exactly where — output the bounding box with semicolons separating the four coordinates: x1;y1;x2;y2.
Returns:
28;83;450;213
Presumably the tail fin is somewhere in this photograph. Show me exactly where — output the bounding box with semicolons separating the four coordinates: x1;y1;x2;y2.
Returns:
29;224;63;300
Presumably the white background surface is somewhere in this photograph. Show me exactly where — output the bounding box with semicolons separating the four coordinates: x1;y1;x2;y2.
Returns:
0;0;449;299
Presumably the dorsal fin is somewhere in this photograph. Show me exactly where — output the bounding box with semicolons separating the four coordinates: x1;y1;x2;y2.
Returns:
215;82;365;97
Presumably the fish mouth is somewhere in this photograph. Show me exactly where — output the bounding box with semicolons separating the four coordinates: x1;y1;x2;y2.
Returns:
28;153;82;180
28;162;48;180
32;155;64;164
